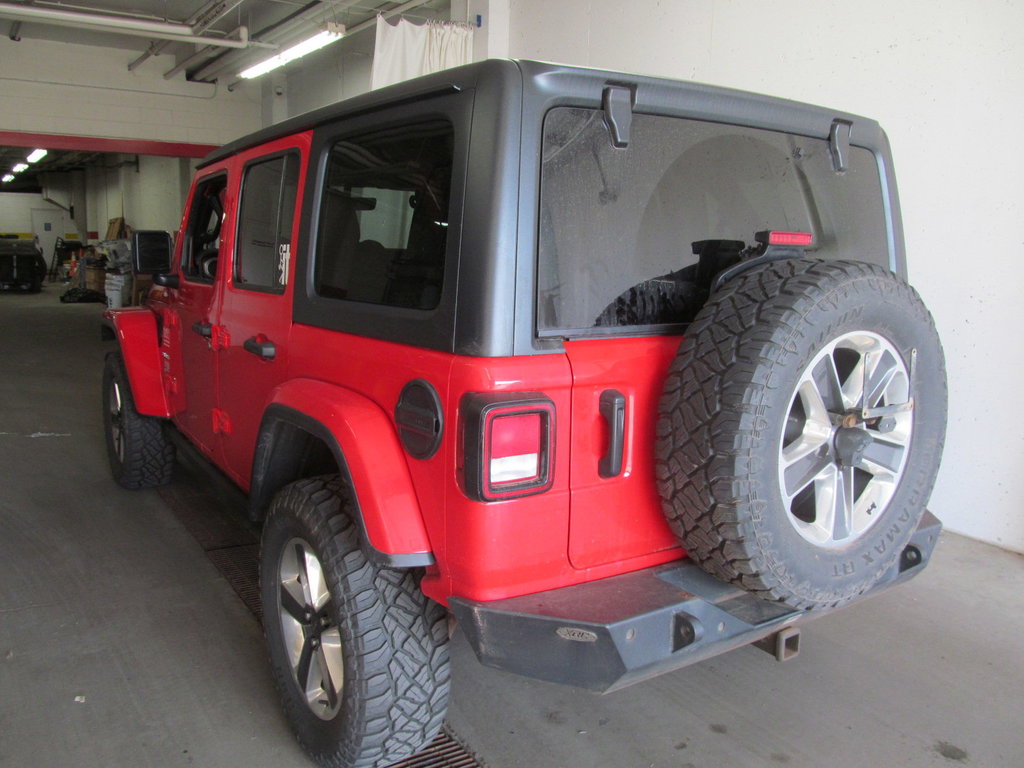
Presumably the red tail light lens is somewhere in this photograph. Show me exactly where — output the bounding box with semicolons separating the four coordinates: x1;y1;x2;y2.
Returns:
756;230;815;247
462;393;555;501
489;412;542;484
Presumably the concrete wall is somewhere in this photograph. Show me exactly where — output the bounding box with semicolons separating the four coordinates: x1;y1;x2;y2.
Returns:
2;154;184;246
280;49;374;118
0;192;67;234
0;37;261;145
0;36;260;239
83;154;188;236
506;0;1024;552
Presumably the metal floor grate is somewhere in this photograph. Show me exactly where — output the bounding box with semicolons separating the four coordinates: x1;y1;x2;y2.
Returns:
390;728;483;768
159;463;485;768
204;544;262;620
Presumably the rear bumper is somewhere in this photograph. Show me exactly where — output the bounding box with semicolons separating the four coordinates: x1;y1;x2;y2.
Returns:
451;510;941;692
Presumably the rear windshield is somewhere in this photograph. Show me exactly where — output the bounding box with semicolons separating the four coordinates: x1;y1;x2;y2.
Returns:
537;108;889;336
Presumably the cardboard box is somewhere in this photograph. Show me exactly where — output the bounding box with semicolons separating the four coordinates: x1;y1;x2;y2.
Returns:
84;266;106;293
133;274;153;306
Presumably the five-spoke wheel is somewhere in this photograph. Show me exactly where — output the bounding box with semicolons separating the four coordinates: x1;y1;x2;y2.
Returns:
276;539;345;720
780;331;912;547
657;258;946;608
260;476;450;768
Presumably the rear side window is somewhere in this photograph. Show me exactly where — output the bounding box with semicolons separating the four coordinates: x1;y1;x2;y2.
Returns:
314;121;453;311
536;108;889;335
235;153;300;292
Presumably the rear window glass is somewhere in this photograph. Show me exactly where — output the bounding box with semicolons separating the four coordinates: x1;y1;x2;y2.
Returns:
235;153;299;292
537;108;889;335
315;121;453;311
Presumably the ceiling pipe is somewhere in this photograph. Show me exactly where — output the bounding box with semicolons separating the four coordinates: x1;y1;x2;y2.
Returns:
129;0;247;72
0;2;264;49
164;45;219;80
187;0;340;82
187;0;374;83
221;0;433;89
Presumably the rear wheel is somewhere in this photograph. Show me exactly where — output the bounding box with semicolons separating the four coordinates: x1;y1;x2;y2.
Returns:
102;351;175;489
656;259;946;609
261;476;450;768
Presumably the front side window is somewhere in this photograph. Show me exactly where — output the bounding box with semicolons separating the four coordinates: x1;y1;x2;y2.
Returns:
235;153;299;292
537;108;889;335
182;174;228;282
315;121;453;310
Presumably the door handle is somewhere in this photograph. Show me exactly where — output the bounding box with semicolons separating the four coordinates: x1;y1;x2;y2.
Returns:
243;336;276;360
191;321;212;338
598;389;626;478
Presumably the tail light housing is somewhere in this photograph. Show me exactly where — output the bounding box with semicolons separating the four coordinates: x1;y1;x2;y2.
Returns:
755;230;815;247
461;392;555;501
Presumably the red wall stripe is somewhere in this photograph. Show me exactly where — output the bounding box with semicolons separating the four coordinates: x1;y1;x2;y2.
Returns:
0;130;218;159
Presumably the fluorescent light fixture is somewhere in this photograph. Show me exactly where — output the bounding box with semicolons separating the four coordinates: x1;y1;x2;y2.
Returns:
27;148;47;163
239;23;345;80
12;163;28;173
2;174;14;183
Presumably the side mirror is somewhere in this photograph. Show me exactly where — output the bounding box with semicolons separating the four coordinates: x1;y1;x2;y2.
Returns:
131;230;173;275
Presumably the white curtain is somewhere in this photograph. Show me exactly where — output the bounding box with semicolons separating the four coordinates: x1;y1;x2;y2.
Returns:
370;16;474;90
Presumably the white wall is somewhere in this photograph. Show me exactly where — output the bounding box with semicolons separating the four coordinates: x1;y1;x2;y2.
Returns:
507;0;1024;552
0;193;68;235
0;36;261;241
83;155;187;236
0;37;261;145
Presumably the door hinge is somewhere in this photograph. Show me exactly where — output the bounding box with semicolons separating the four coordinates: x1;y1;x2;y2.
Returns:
210;325;231;351
602;84;635;148
212;408;232;435
829;118;853;172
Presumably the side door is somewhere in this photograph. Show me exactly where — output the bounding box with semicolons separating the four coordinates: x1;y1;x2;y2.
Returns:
170;171;231;461
215;141;306;488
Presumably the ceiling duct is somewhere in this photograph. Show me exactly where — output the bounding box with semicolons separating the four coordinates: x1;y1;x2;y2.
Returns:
0;2;266;49
129;0;248;71
186;0;361;82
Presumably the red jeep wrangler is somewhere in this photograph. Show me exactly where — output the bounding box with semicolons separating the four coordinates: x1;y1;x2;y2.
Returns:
102;60;946;768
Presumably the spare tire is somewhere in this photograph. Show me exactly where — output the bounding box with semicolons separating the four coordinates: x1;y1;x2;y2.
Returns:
656;259;946;609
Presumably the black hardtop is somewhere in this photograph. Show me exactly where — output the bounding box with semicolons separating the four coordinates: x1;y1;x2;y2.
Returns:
201;58;900;360
200;59;880;169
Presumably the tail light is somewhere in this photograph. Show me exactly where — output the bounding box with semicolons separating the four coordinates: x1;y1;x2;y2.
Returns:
462;392;555;501
755;230;815;247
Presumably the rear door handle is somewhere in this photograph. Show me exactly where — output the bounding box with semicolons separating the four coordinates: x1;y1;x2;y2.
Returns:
191;321;212;338
599;389;626;478
243;336;276;360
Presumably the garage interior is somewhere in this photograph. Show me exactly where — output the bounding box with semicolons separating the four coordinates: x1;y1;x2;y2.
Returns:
1;2;1022;768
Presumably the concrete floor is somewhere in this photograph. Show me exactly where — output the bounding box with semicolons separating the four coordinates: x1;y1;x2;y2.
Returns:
1;289;1021;768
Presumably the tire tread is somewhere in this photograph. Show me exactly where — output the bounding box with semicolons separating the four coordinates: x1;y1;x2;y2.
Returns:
103;351;175;489
656;259;945;609
263;476;449;768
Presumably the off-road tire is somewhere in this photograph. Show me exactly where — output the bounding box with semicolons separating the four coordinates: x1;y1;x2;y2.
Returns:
656;259;946;609
102;351;175;489
260;475;450;768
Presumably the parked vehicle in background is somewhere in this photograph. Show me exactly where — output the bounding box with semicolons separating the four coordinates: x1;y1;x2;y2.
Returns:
101;60;947;768
0;234;46;292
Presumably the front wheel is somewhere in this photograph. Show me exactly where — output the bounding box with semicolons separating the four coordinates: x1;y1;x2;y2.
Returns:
260;476;450;768
102;351;175;489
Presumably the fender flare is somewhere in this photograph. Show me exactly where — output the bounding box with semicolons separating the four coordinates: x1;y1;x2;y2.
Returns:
102;308;171;418
253;379;434;568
